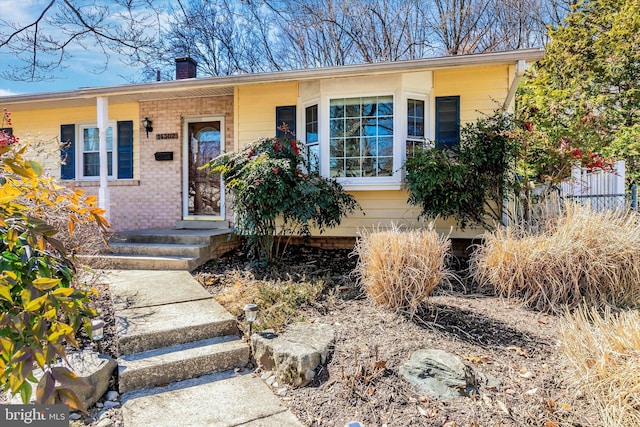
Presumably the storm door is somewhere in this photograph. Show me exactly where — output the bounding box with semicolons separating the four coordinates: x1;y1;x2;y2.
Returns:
183;118;224;218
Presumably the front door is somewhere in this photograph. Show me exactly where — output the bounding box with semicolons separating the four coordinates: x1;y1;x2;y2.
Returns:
183;118;224;218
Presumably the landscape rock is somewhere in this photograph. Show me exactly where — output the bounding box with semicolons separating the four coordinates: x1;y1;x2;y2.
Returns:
251;322;335;387
106;390;119;401
65;350;118;409
5;349;116;409
399;349;476;401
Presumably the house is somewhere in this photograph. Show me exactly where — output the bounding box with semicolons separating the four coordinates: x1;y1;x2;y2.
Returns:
0;49;544;247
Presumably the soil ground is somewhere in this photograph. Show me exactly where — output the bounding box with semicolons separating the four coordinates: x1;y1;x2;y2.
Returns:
192;245;597;427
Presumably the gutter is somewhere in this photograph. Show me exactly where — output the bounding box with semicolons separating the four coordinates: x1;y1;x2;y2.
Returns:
502;59;528;111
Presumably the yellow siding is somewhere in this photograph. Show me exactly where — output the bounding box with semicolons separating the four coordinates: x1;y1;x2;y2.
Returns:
236;82;298;148
316;191;485;239
434;64;510;124
8;103;139;179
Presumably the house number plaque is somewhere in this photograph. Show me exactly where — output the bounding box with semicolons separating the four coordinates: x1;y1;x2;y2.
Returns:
156;133;179;140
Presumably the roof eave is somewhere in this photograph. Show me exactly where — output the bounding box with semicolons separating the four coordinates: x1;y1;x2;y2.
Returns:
0;48;544;105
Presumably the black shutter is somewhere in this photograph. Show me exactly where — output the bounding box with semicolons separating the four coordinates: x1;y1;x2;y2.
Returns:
435;96;460;149
276;106;296;137
117;121;134;179
60;124;75;180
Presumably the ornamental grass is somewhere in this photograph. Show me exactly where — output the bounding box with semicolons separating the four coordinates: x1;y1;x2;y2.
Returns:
353;224;452;318
470;204;640;312
559;306;640;427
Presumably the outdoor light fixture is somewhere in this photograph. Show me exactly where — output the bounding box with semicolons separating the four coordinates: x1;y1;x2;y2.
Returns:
141;117;153;137
243;303;258;337
91;319;105;341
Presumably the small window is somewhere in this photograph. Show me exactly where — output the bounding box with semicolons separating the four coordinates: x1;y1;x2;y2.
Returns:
406;99;426;158
305;104;319;173
276;106;296;137
435;96;460;149
80;125;114;178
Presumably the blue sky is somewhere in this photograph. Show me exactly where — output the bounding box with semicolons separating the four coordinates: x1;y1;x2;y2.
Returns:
0;0;162;96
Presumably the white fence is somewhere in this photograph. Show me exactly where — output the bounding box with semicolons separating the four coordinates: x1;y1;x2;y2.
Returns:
559;160;631;211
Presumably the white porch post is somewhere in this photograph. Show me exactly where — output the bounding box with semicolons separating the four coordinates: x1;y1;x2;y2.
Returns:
97;96;110;220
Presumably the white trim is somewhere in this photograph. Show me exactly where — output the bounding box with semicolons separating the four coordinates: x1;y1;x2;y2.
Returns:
182;115;226;220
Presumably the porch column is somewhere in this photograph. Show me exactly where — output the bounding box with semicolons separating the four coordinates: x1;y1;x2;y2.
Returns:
97;96;110;220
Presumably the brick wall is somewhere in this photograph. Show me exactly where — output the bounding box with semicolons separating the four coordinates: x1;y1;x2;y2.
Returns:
105;96;234;231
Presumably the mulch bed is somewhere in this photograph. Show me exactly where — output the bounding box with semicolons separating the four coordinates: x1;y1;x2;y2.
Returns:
192;245;597;427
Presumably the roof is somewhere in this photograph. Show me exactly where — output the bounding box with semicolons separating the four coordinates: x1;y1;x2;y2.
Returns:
0;49;544;111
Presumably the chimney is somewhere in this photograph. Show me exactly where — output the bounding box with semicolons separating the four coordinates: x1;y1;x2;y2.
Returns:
175;57;197;80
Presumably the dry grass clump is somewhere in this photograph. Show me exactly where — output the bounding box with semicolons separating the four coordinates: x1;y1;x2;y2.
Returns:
214;272;324;332
470;204;640;312
560;306;640;427
353;224;452;317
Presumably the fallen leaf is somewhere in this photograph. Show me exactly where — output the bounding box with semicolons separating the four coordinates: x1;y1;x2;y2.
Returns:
481;393;493;407
518;368;534;379
496;399;510;415
418;406;428;416
443;420;458;427
545;421;559;427
506;346;528;356
525;388;538;395
374;360;387;369
466;355;490;364
367;386;376;395
561;403;571;410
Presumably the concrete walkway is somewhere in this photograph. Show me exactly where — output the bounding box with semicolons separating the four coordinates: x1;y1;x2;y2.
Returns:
101;269;303;427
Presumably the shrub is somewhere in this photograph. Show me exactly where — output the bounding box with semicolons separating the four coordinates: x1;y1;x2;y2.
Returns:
559;306;640;427
470;204;640;312
208;136;359;263
353;224;452;317
405;110;519;229
1;119;109;409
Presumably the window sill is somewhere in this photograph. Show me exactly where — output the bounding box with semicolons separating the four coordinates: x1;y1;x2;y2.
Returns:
70;179;140;187
340;183;403;191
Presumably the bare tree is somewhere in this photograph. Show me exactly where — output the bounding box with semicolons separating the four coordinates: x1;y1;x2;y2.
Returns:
0;0;162;81
2;0;574;82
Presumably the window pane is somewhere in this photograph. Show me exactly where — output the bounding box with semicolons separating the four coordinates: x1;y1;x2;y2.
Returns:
308;144;319;173
83;128;99;151
329;96;395;178
408;99;425;139
330;118;344;138
377;96;393;116
305;105;318;144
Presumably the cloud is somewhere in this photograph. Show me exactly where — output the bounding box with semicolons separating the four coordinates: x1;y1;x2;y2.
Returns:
0;88;20;97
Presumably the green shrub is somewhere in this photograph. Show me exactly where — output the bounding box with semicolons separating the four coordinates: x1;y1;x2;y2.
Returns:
405;110;519;229
208;136;359;263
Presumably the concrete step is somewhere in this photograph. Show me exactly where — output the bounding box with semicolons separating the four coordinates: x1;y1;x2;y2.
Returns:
175;220;230;230
111;228;230;246
118;336;249;393
117;298;238;355
121;371;304;427
108;242;208;258
80;254;198;271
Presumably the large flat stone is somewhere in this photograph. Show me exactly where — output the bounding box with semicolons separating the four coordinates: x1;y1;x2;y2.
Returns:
117;298;237;354
105;270;213;310
122;371;303;427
